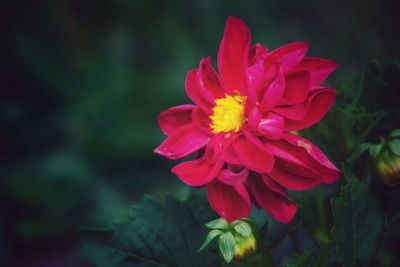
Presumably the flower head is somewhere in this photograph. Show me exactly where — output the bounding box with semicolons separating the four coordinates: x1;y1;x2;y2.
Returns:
155;17;341;224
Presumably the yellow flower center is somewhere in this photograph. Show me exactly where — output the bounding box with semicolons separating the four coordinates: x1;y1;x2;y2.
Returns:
210;94;246;134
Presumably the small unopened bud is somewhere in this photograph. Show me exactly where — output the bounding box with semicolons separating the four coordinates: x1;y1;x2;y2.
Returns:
199;218;257;263
375;150;400;186
233;232;257;260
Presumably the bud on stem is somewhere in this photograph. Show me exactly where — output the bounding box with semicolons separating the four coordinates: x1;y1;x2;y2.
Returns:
198;218;257;263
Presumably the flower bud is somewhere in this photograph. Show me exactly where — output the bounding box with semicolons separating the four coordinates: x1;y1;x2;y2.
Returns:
375;150;400;186
199;218;257;263
233;232;257;260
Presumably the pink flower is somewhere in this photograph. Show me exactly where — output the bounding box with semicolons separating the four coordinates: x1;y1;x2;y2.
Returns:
155;17;341;224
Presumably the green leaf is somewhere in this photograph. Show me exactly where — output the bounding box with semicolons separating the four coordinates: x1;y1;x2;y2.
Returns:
369;143;384;158
285;247;320;267
218;232;236;263
82;193;219;267
377;250;400;267
347;143;370;163
198;229;223;252
205;218;229;230
388;139;400;155
389;129;400;138
331;168;385;267
233;221;252;238
342;163;358;183
355;111;385;142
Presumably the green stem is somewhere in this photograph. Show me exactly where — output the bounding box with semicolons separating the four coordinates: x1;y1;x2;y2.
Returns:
318;244;329;267
315;186;327;233
262;248;276;267
266;222;302;249
301;192;316;233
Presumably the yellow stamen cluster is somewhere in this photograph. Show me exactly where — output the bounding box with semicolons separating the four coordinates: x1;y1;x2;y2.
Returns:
210;94;246;134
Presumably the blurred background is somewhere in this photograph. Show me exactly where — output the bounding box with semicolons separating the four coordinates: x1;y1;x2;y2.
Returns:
2;0;400;266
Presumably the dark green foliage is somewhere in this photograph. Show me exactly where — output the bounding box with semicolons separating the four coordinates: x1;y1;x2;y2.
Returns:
83;193;220;267
331;166;385;267
285;247;320;267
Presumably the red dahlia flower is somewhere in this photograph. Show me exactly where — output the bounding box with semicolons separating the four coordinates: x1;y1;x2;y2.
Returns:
155;17;341;224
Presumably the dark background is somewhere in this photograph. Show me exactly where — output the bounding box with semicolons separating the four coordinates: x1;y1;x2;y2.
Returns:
2;0;400;266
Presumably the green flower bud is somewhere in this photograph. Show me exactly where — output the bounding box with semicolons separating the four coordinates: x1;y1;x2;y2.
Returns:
199;218;257;263
375;150;400;186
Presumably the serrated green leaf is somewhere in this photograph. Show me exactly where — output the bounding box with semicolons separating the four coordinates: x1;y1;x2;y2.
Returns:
285;247;320;267
331;169;385;267
82;193;219;267
388;139;400;155
342;163;357;183
233;221;252;238
218;232;236;263
205;218;229;230
377;250;400;267
389;129;400;138
356;111;385;142
369;143;384;158
347;143;371;163
198;229;223;252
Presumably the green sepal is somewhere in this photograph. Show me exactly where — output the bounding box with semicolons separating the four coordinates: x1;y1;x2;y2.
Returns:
369;143;384;158
218;232;236;263
205;218;229;230
233;221;252;238
388;139;400;155
198;229;223;252
389;129;400;138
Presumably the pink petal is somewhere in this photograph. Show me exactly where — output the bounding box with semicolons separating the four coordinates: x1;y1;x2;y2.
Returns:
246;44;270;94
218;16;250;95
250;174;297;224
207;179;250;223
154;124;209;159
259;65;285;111
284;87;336;131
157;104;195;135
172;157;223;186
246;60;266;95
282;133;341;183
258;113;285;140
294;57;338;85
264;140;305;166
198;57;225;98
232;135;274;173
269;159;321;190
280;71;310;105
223;144;242;165
185;69;213;107
192;107;212;135
204;133;226;163
268;42;310;73
221;133;242;165
273;102;309;121
248;43;268;65
264;136;340;183
218;166;249;186
246;107;262;131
